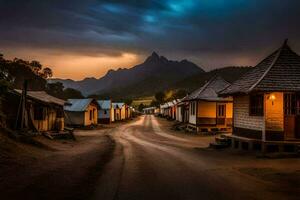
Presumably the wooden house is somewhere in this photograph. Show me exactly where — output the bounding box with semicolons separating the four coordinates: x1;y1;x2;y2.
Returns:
121;103;126;120
176;98;189;123
161;101;174;119
64;99;99;126
185;76;233;133
220;40;300;152
110;105;115;122
125;104;132;119
112;103;125;121
2;89;65;132
97;100;112;124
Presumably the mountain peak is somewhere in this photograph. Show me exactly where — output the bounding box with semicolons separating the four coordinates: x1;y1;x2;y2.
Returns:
151;51;159;57
145;51;160;63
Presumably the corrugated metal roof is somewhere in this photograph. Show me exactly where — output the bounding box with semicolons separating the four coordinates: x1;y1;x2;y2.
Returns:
64;99;98;112
14;89;65;106
97;100;111;110
221;40;300;95
185;76;232;101
112;102;125;109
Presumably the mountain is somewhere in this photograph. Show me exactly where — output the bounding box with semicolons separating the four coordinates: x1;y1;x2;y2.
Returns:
50;52;205;97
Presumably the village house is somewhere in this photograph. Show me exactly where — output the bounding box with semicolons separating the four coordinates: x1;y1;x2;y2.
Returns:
143;107;156;115
64;98;99;126
112;103;125;121
185;76;233;133
171;99;179;120
220;40;300;152
2;89;65;132
125;104;132;119
161;101;173;119
176;97;189;123
97;100;112;124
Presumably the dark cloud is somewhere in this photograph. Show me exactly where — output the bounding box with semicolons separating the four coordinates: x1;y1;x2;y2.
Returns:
1;0;300;69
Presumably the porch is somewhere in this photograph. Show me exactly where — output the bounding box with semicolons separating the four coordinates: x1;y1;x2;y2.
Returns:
227;134;300;153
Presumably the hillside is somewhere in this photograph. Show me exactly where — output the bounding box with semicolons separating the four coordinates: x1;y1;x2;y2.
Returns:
50;52;205;96
173;66;252;93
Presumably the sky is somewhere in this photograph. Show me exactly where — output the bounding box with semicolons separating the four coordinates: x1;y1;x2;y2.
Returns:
1;0;300;80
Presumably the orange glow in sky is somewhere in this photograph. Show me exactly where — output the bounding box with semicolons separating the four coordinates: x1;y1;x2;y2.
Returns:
4;48;142;80
47;53;141;80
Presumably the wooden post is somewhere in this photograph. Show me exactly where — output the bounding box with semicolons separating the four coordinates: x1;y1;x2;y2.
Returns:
20;80;28;130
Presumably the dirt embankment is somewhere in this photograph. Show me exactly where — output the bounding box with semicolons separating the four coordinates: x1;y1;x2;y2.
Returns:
0;128;116;200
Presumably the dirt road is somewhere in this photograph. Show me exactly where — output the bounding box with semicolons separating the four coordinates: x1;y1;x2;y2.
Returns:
1;115;299;200
95;115;300;200
0;128;115;200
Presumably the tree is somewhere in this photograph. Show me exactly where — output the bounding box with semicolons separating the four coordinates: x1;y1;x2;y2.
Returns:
30;60;42;74
150;100;159;107
124;99;133;105
42;67;53;79
155;91;165;103
173;89;187;99
138;103;146;112
0;53;12;93
46;82;64;99
63;88;84;99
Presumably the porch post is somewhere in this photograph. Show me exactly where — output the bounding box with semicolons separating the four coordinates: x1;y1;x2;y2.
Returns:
262;93;267;152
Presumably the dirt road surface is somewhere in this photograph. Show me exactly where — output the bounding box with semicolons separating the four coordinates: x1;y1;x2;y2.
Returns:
1;115;299;200
95;115;300;200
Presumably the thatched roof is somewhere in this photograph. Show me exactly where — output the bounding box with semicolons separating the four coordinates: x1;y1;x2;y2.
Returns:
221;40;300;95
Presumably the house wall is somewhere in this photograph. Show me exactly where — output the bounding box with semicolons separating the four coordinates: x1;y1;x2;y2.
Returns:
234;95;264;130
84;104;98;126
115;108;121;121
226;102;233;119
128;108;132;118
98;109;110;119
198;101;216;118
121;106;126;120
265;92;284;131
33;107;64;132
65;111;84;126
189;101;197;125
196;101;233;127
110;108;115;122
176;106;182;122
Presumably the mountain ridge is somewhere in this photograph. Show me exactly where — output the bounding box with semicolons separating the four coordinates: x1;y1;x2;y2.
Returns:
50;52;205;96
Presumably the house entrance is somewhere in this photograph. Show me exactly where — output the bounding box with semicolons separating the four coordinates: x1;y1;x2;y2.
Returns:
217;104;226;125
284;93;300;139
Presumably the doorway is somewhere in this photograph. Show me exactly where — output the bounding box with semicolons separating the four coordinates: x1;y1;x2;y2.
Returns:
284;93;300;139
217;103;226;125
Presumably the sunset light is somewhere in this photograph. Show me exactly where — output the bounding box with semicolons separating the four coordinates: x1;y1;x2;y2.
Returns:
1;1;300;200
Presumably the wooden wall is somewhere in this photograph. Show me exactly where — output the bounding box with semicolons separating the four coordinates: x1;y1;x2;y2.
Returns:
233;95;264;131
84;104;98;126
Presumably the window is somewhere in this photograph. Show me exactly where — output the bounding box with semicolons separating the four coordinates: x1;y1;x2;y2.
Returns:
34;106;46;120
90;110;92;120
104;110;107;114
217;104;226;117
284;93;300;115
249;94;264;116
